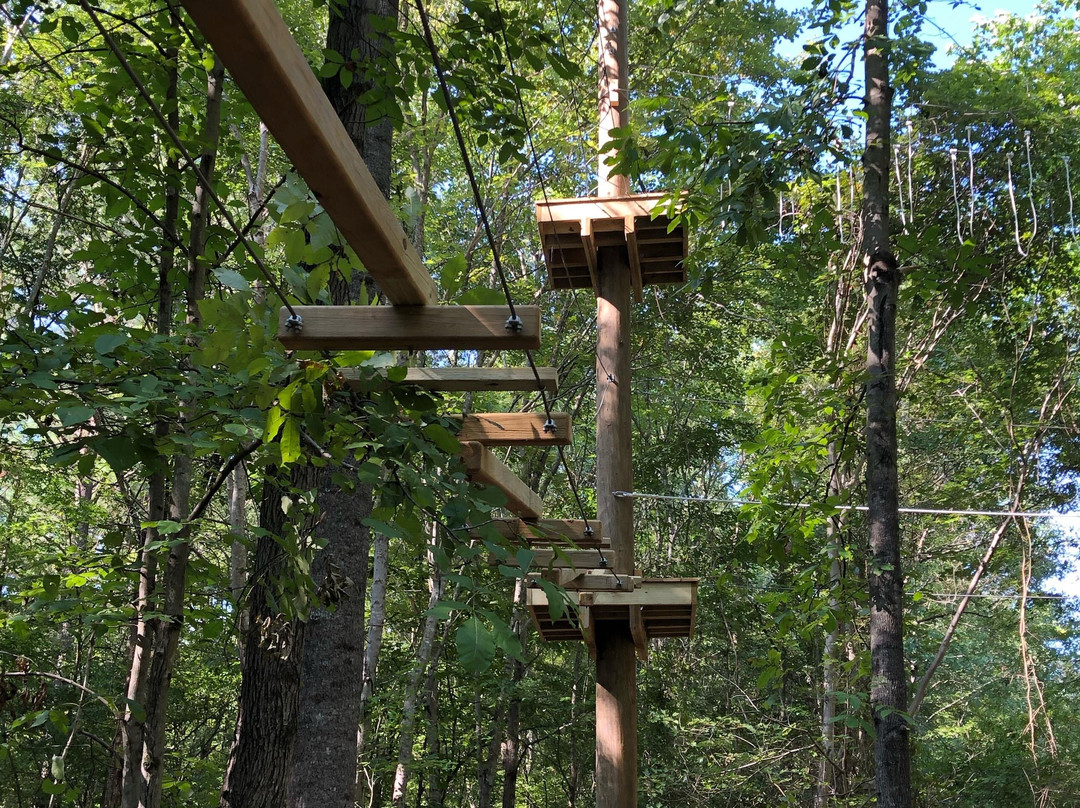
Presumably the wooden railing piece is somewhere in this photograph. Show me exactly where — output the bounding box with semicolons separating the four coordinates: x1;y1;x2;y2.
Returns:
459;441;543;519
342;366;558;393
180;0;437;305
277;306;540;351
457;413;572;446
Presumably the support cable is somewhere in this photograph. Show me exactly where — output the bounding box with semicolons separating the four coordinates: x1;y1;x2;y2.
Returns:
906;119;915;226
1006;152;1027;258
893;146;907;230
612;490;1079;520
83;3;299;320
413;0;603;558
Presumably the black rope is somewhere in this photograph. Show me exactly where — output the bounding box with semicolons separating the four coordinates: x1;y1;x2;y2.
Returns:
413;0;605;559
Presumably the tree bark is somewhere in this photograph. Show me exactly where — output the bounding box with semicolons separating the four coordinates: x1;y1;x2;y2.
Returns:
862;0;911;803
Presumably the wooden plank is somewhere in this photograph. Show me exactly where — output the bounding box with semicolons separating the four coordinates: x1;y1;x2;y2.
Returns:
537;193;673;226
277;305;540;351
473;519;603;547
624;216;644;303
342;366;558;393
528;578;696;608
458;413;572;446
630;605;649;662
459;441;543;518
533;570;640;591
179;0;437;305
579;596;596;656
529;549;611;568
580;219;599;290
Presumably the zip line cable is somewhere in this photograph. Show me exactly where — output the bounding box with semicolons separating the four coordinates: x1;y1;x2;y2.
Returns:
83;4;298;319
906;119;916;225
893;146;907;230
612;490;1080;520
413;0;603;558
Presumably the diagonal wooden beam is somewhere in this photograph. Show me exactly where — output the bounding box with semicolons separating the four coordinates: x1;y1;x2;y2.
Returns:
457;413;572;446
459;441;543;519
472;519;603;547
179;0;437;305
277;305;540;351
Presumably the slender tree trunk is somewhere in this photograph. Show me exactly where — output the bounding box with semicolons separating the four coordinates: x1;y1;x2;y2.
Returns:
862;0;910;803
228;465;250;646
358;528;390;758
500;579;527;808
120;50;179;808
391;553;445;808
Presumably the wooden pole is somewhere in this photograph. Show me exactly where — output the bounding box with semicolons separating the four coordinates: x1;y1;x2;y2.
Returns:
594;0;637;804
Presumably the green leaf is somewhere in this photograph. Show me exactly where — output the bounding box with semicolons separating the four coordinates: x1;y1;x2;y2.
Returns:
50;754;64;781
56;405;94;427
536;578;567;622
214;268;250;291
455;616;496;673
94;333;127;355
280;418;301;464
265;405;285;441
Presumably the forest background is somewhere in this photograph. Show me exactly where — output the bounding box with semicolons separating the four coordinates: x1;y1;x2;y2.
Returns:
1;0;1079;805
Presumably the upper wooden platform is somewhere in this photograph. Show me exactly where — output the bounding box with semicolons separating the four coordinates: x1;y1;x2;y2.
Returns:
536;193;687;301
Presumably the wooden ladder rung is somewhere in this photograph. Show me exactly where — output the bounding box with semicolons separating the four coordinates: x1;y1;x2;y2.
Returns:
457;413;571;446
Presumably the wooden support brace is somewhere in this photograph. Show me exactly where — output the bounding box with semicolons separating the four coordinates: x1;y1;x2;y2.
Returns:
630;605;649;662
457;413;572;446
624;216;644;303
179;0;437;305
580;219;599;290
580;594;597;657
344;366;559;392
459;441;543;519
277;305;541;352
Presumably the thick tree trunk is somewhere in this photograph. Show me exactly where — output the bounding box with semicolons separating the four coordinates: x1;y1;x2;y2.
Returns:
221;473;311;808
288;1;398;803
862;0;911;803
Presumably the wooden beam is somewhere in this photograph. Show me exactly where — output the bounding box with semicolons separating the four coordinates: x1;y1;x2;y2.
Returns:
629;606;649;662
179;0;437;305
343;366;558;392
473;519;603;547
624;216;644;303
277;306;540;351
530;549;611;568
580;219;599;290
459;441;543;518
457;413;572;446
579;595;597;656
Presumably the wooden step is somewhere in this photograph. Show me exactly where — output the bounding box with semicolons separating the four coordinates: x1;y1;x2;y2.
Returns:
459;441;543;519
457;413;571;446
472;518;603;547
342;366;558;393
277;305;540;351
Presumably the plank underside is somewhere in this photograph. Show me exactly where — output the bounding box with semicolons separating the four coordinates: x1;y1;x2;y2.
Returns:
179;0;437;305
537;193;687;293
277;306;541;351
526;579;698;642
342;366;558;392
457;413;572;446
459;441;543;519
472;519;604;547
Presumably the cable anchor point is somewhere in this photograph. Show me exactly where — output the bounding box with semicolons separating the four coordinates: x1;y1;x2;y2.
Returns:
543;417;557;434
284;313;304;332
504;314;523;333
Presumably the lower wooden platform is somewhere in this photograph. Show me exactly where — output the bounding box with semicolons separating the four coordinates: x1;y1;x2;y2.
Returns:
526;578;698;653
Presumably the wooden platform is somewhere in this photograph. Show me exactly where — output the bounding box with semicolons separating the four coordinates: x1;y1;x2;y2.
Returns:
536;193;687;300
526;578;698;649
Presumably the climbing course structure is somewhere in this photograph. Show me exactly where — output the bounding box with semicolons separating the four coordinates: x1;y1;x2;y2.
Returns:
178;0;697;804
528;2;697;806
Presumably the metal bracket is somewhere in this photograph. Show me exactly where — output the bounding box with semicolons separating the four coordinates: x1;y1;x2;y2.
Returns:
504;314;523;333
543;417;557;434
583;524;595;537
284;313;304;332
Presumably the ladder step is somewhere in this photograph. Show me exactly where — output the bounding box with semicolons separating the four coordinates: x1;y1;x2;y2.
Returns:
457;413;571;446
473;518;603;547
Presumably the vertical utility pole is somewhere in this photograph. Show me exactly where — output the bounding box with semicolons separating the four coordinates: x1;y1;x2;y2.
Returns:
595;0;637;805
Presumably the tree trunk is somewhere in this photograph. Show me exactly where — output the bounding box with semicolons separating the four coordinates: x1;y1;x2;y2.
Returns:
357;528;390;759
391;554;445;808
288;0;398;803
221;472;311;808
862;0;911;803
500;579;528;808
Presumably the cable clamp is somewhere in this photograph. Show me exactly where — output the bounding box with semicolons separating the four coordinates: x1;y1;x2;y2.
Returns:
284;313;304;333
583;524;595;537
598;556;608;568
505;314;523;333
543;417;556;433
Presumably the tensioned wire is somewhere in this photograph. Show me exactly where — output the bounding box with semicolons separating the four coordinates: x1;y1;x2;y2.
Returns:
613;490;1080;520
412;0;605;558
